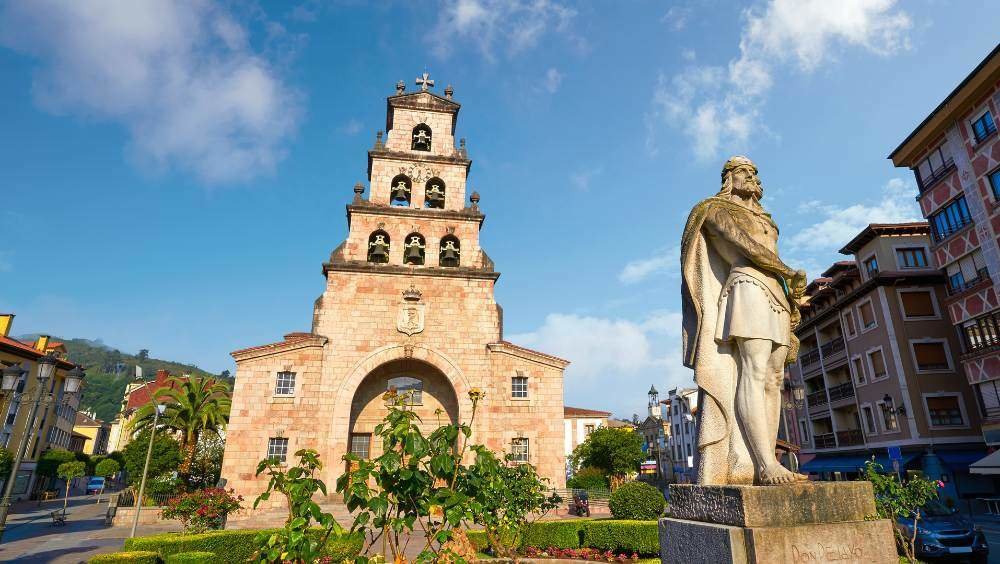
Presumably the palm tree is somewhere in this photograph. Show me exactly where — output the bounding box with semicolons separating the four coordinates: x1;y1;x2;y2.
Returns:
128;374;231;484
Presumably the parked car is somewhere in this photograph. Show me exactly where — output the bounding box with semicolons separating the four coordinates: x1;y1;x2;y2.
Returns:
85;477;105;495
898;499;988;563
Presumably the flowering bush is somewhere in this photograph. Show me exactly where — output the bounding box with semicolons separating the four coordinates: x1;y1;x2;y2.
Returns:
162;488;243;533
524;546;640;562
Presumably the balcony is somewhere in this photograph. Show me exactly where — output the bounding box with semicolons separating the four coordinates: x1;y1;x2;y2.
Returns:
947;268;991;296
814;433;837;449
820;338;846;359
827;382;855;402
916;158;955;193
807;389;829;408
933;217;973;243
836;429;865;447
801;348;821;368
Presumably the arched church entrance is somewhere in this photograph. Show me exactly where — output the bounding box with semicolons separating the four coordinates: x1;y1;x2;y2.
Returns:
347;358;459;461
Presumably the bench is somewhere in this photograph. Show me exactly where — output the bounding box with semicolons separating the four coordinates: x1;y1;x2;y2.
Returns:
39;491;57;501
50;510;66;526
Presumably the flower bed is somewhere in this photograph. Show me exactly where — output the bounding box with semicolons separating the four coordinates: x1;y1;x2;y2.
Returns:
526;546;641;562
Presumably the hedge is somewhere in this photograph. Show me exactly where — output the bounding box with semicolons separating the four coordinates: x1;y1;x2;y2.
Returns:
466;529;489;552
521;520;585;549
164;552;216;563
608;482;665;520
581;520;659;555
123;528;363;563
88;551;160;564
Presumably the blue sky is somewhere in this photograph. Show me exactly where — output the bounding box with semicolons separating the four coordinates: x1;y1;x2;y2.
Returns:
0;0;996;419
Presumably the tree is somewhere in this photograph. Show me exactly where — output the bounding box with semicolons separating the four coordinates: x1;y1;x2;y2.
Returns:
0;448;13;479
57;461;86;514
38;449;77;479
220;370;231;380
570;427;644;480
137;349;149;361
861;460;941;563
127;374;230;486
94;458;120;500
121;429;183;492
187;434;225;490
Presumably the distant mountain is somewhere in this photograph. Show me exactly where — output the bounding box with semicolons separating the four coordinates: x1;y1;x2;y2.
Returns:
18;335;231;423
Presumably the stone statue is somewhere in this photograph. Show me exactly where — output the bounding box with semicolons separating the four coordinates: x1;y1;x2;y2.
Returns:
680;156;808;486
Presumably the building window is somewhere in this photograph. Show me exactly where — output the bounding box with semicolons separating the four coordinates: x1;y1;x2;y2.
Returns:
972;111;997;143
367;230;391;263
510;437;529;463
946;250;988;294
798;419;810;444
267;437;289;464
926;396;964;427
867;348;888;379
387;376;422;405
879;401;899;432
961;311;1000;353
858;301;876;330
843;311;857;338
511;375;528;399
685;444;692;458
861;405;878;435
584;424;595;436
914;145;954;191
390;174;413;206
899;290;936;319
411;124;432;151
403;233;426;265
424;178;446;209
930;196;972;242
851;356;867;386
913;341;950;371
863;256;878;277
274;371;295;396
439;236;461;267
350;433;371;459
990;169;1000;202
896;248;928;269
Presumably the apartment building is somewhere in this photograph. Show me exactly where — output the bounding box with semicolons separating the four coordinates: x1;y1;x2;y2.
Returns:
665;387;698;484
786;224;992;505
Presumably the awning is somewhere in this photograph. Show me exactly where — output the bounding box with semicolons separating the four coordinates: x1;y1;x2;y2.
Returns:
800;452;919;474
936;450;990;471
970;450;1000;475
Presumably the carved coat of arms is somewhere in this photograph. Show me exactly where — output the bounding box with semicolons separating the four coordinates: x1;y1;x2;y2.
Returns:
397;286;425;336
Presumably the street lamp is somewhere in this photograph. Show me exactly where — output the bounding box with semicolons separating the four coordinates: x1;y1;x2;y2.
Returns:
882;394;907;416
130;403;167;538
0;354;84;543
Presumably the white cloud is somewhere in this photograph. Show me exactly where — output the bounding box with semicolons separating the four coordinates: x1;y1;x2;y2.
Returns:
785;177;921;253
649;0;911;161
0;0;302;184
509;310;691;418
662;6;692;31
619;246;680;284
339;119;363;136
429;0;578;61
569;165;602;192
681;49;697;62
543;67;564;94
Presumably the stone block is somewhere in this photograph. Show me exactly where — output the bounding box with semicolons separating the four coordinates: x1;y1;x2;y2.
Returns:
667;482;877;527
660;517;747;564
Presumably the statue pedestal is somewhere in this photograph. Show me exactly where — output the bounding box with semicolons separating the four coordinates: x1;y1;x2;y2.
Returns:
659;482;897;563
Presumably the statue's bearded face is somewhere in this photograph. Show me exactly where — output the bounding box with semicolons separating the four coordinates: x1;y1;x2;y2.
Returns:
729;166;763;200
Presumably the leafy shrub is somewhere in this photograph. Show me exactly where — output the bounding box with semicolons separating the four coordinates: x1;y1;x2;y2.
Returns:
567;467;608;491
38;449;77;478
124;528;363;563
88;551;160;564
608;482;665;520
466;530;489;552
161;488;243;533
165;552;216;563
521;520;585;549
581;520;659;555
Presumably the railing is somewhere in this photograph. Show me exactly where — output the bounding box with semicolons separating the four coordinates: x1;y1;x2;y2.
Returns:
552;488;611;508
114;490;174;508
836;429;865;447
916;158;955;193
974;121;998;144
933;217;973;242
813;433;836;449
807;390;829;408
985;407;1000;421
801;349;821;367
948;268;991;296
827;382;855;402
820;338;846;358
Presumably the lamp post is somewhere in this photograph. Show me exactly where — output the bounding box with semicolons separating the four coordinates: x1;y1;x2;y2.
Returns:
781;381;806;472
130;403;166;538
0;355;84;543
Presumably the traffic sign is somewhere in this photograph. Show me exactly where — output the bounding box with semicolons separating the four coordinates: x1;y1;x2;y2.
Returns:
888;446;902;461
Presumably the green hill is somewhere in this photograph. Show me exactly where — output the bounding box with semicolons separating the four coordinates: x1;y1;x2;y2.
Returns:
19;336;230;422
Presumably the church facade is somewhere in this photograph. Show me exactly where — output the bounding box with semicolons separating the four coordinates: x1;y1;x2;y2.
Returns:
220;76;568;504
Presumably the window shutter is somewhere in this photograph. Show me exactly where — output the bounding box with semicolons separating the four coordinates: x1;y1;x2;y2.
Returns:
914;342;947;369
926;396;958;411
901;292;935;317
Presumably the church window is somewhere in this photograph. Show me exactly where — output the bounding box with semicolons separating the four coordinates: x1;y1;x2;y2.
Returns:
368;231;390;263
403;233;426;265
387;376;422;405
512;375;528;398
350;433;371;459
424;178;446;209
274;371;295;396
439;235;461;267
390;175;412;206
510;437;529;463
411;124;432;151
584;424;595;436
267;437;289;464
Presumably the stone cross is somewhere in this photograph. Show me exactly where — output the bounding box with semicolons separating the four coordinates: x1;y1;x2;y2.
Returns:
415;72;434;91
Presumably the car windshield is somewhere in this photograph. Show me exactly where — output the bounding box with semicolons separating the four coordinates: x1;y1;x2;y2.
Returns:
922;499;953;517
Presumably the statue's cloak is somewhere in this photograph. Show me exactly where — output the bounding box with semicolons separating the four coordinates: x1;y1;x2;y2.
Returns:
680;196;777;485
